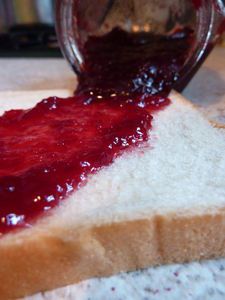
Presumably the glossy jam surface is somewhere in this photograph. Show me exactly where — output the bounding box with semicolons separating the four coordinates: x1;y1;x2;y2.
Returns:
0;95;169;232
77;28;193;98
0;28;193;233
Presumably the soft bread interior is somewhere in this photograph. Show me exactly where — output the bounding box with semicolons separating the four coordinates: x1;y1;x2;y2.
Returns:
0;90;225;243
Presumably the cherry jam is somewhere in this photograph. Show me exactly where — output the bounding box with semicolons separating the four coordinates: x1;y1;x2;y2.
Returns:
0;28;193;233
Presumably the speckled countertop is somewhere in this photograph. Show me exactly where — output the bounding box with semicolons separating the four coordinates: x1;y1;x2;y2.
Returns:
28;259;225;300
0;47;225;300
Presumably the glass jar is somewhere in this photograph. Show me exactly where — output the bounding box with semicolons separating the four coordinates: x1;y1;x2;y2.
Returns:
55;0;225;91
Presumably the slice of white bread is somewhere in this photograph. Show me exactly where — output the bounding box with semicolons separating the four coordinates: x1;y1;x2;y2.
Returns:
0;90;225;299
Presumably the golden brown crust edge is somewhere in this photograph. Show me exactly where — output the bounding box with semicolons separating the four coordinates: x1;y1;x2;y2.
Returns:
0;209;225;299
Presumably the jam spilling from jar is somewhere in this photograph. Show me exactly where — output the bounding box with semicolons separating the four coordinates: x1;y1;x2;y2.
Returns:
0;28;193;233
77;27;193;98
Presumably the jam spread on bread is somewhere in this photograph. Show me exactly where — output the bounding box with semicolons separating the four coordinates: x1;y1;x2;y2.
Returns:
0;28;193;233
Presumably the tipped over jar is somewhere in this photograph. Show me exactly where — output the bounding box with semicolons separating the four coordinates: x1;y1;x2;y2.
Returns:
56;0;225;92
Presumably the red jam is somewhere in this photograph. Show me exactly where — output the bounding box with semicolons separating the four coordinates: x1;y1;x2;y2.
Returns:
77;27;193;98
0;28;193;233
192;0;202;10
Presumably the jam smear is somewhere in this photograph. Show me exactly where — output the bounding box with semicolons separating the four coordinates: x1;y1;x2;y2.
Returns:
0;28;193;234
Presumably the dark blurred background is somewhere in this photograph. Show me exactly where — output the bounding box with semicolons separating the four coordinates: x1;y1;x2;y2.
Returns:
0;0;61;57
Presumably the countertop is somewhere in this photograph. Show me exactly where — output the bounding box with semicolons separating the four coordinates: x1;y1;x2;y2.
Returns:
0;48;225;300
